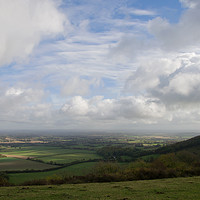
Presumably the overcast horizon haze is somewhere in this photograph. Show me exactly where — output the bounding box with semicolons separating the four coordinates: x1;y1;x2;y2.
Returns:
0;0;200;133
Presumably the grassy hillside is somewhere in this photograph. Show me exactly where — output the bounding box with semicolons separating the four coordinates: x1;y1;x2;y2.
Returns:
0;176;200;200
155;135;200;154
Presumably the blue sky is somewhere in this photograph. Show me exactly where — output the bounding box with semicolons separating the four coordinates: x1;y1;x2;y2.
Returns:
0;0;200;133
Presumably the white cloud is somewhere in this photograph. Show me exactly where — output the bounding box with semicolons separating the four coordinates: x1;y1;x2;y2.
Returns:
0;0;66;66
61;77;91;96
125;57;181;93
125;8;156;16
61;96;89;116
1;0;200;131
0;85;48;121
148;0;200;51
110;0;200;59
5;88;24;96
166;73;200;96
125;53;200;108
61;96;166;122
109;35;156;62
60;77;100;97
179;0;199;8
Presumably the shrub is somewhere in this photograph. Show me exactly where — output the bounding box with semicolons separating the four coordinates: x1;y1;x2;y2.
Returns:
0;172;10;186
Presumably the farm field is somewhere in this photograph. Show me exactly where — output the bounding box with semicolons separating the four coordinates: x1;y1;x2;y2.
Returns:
0;140;103;184
0;157;56;171
9;162;97;185
0;176;200;200
0;146;101;164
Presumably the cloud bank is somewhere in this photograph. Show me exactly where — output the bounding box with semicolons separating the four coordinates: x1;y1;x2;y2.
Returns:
0;0;200;132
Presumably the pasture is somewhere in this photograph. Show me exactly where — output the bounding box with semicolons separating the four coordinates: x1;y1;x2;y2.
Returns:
0;144;102;184
9;162;97;185
0;176;200;200
1;145;101;164
0;157;56;171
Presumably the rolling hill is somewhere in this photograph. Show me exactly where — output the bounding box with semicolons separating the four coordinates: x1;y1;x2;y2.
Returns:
155;135;200;154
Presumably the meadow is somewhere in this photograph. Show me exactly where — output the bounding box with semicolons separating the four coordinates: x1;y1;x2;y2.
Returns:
0;146;101;164
9;162;97;185
0;137;104;185
0;157;56;171
0;176;200;200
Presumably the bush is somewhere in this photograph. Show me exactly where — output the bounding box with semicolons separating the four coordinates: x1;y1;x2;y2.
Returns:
92;162;121;176
0;172;10;186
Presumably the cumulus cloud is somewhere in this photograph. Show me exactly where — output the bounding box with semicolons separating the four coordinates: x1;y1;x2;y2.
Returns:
148;0;200;51
0;0;66;66
125;57;181;93
179;0;199;8
153;73;200;106
126;53;200;107
122;51;200;125
1;0;200;130
61;96;166;122
163;74;200;96
5;88;24;96
108;0;200;126
110;0;200;60
61;96;89;116
0;85;51;123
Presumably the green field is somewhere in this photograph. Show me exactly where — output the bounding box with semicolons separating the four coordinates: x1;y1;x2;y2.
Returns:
0;157;56;171
9;162;97;185
0;176;200;199
0;134;192;187
1;146;101;164
0;145;102;184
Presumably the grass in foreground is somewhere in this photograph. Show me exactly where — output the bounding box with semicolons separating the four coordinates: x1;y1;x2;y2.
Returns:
0;176;200;200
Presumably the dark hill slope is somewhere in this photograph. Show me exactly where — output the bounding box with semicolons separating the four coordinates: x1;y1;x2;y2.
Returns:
155;135;200;154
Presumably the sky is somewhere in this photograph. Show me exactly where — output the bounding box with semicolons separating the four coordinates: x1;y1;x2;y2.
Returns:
0;0;200;133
